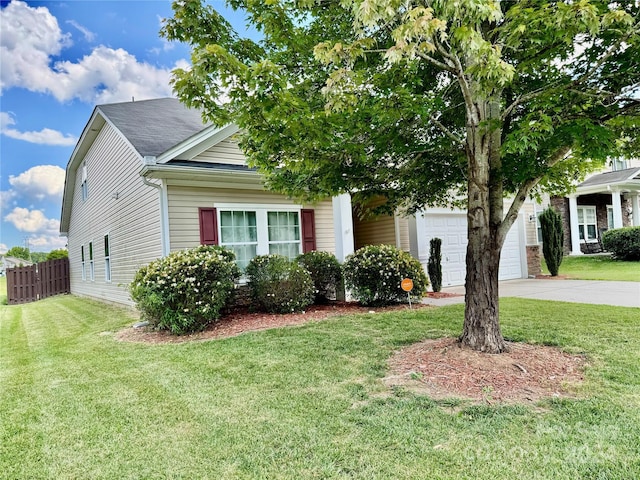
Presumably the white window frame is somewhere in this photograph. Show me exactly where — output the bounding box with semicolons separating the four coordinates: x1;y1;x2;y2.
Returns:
89;241;95;281
216;204;303;268
104;234;111;283
577;206;598;243
81;163;88;201
606;205;615;231
612;158;628;171
81;245;86;281
535;210;543;244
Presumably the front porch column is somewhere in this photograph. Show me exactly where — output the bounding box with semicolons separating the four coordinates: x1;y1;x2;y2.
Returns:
332;193;355;262
631;194;640;227
611;189;624;229
568;195;582;255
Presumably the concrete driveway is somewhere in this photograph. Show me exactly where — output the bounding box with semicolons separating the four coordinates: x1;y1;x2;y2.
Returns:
423;278;640;308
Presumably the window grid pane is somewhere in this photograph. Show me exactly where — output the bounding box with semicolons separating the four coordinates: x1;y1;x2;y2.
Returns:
267;212;300;260
220;211;258;270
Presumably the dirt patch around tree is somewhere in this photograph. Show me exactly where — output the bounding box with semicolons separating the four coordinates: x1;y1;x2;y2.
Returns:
115;301;587;404
384;337;587;404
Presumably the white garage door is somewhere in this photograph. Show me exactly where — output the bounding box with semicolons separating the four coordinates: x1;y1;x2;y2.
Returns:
424;213;524;287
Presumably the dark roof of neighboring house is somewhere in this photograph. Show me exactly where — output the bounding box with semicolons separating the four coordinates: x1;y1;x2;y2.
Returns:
97;98;211;157
578;167;640;188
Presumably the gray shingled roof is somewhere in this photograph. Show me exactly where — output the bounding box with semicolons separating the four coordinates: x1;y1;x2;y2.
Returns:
579;167;640;187
97;98;210;157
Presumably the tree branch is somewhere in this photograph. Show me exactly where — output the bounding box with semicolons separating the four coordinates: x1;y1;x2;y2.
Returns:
429;114;465;144
500;145;572;238
415;50;457;73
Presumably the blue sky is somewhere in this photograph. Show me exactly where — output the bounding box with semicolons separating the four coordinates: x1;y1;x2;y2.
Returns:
0;0;254;253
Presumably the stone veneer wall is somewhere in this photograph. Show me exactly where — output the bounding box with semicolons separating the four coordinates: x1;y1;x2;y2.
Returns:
526;245;541;277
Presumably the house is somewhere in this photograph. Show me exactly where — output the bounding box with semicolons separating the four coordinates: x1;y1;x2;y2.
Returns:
549;159;640;255
60;98;531;305
0;256;34;275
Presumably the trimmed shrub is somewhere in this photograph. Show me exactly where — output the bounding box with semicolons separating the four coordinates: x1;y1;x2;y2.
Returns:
343;244;428;307
427;237;443;292
539;206;564;276
245;254;315;313
296;251;343;303
602;226;640;260
129;245;241;335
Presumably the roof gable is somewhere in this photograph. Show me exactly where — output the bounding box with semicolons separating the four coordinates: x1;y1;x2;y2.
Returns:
578;167;640;188
60;98;242;235
97;98;210;158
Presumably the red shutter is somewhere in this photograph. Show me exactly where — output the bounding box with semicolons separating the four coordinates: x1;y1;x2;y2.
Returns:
301;209;316;253
199;207;218;245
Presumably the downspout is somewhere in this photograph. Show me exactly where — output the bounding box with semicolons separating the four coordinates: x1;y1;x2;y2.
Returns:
141;156;170;256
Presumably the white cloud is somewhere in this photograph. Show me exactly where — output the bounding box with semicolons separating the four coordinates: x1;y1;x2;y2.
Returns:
66;19;96;42
4;207;59;234
0;1;180;103
1;111;77;146
27;234;67;251
0;243;8;254
9;165;66;201
0;189;18;211
0;111;15;129
51;46;176;104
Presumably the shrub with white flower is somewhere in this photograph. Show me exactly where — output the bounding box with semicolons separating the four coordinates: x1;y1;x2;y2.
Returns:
343;244;428;306
245;254;315;314
130;245;241;335
296;251;343;304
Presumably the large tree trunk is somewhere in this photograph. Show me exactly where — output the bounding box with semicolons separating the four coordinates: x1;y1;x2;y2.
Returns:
460;228;507;353
459;95;508;353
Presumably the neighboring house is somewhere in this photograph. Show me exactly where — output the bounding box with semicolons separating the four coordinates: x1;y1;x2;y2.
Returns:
0;256;34;275
60;98;530;305
549;158;640;255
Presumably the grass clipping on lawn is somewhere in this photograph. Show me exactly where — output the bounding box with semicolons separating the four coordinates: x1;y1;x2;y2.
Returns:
118;302;587;405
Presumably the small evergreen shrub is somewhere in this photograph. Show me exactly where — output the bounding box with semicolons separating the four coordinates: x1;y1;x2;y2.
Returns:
130;245;241;335
602;226;640;260
343;244;428;306
427;237;443;292
245;254;315;313
539;206;564;276
296;251;343;303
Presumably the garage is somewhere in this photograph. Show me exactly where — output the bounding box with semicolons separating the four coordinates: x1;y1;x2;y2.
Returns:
422;211;527;287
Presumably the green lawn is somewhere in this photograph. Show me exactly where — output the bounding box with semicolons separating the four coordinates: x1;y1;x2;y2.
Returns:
1;295;639;479
542;254;640;281
0;276;6;305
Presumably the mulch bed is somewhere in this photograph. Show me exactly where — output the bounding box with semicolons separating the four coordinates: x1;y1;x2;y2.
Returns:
115;301;430;344
384;337;587;404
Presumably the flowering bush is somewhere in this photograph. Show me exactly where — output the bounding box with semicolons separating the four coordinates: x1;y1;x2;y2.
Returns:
296;251;343;303
245;254;315;313
129;245;241;335
343;244;428;306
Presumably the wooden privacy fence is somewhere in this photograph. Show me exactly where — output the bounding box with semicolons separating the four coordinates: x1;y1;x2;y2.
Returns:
6;258;70;305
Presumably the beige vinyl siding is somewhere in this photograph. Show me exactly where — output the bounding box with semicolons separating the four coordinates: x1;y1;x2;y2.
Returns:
354;214;396;250
522;203;539;245
192;138;246;165
167;185;335;254
396;216;411;252
353;195;411;251
66;122;162;306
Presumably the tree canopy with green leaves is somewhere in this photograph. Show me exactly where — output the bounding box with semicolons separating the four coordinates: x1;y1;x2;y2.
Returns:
6;246;31;261
163;0;640;352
